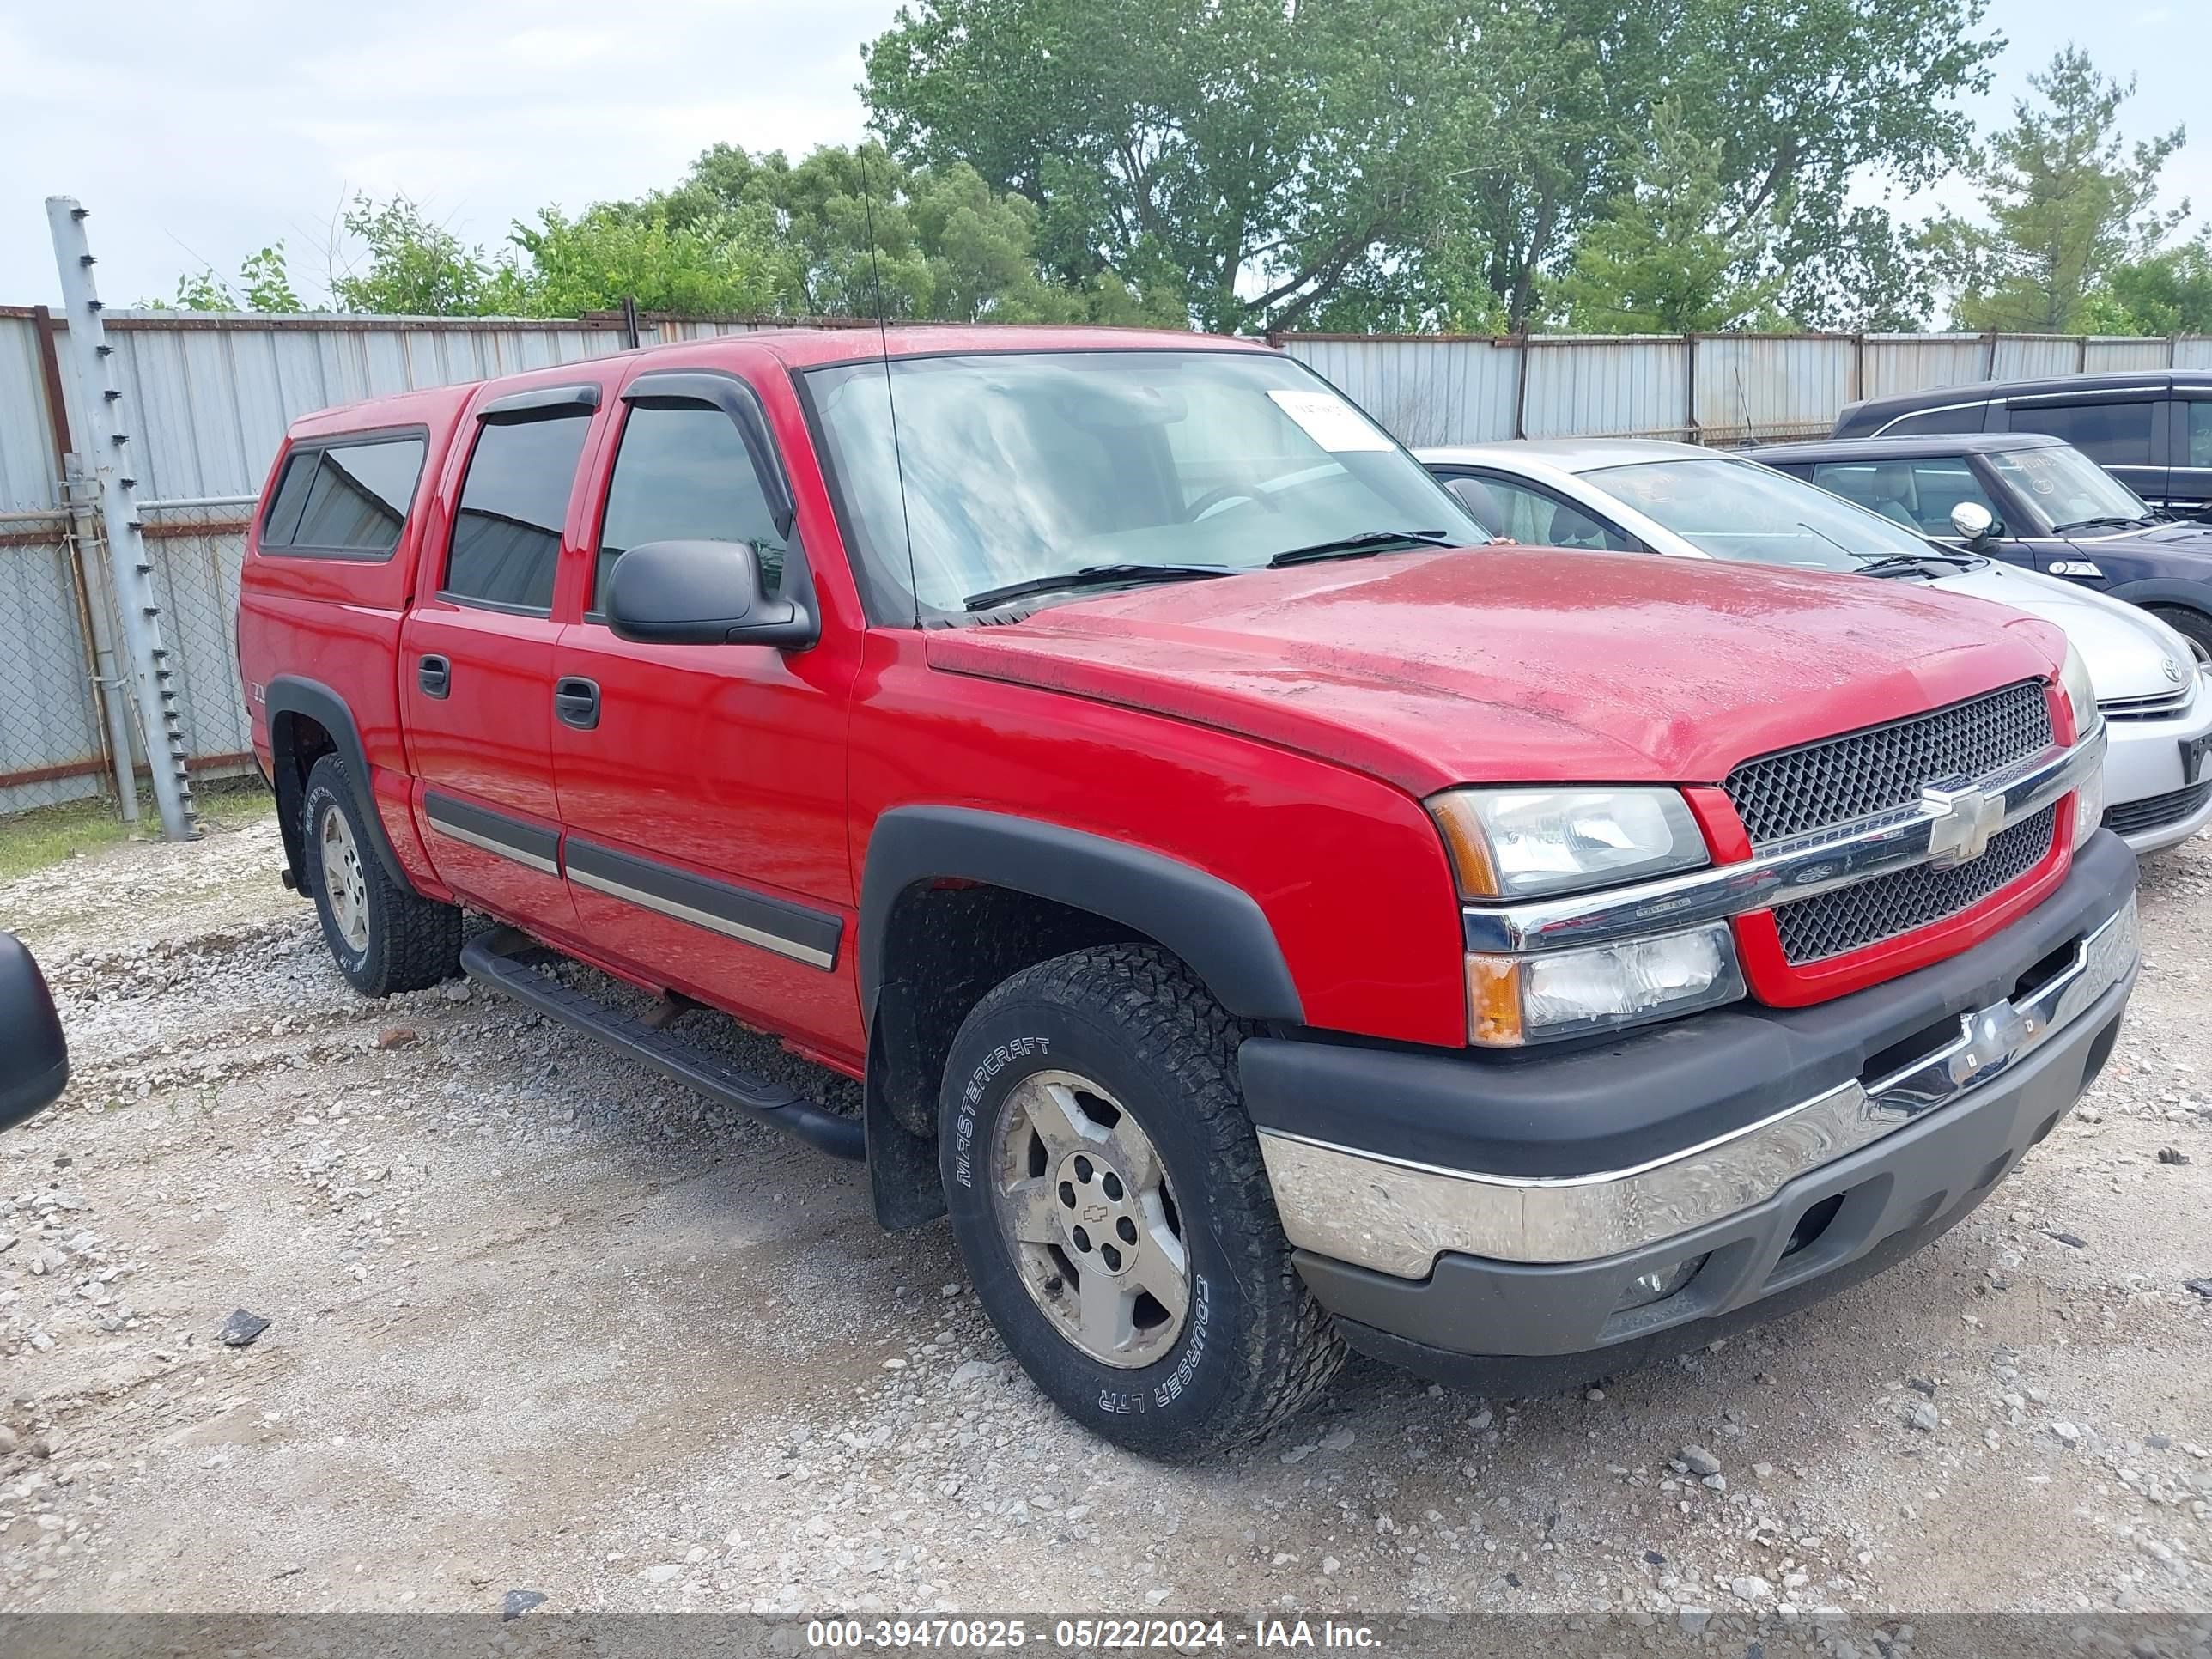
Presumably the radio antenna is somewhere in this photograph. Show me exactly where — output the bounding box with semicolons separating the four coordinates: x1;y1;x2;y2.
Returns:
859;144;921;626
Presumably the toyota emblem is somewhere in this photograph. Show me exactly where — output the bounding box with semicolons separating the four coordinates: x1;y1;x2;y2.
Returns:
2164;658;2185;684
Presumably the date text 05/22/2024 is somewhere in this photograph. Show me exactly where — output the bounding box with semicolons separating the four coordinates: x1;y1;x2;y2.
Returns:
802;1618;1383;1650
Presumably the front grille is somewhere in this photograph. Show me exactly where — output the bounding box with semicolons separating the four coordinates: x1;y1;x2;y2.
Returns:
2105;780;2212;837
1773;805;2058;964
2100;686;2195;722
1725;682;2052;846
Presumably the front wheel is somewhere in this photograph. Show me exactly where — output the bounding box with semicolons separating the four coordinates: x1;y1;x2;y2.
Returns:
2150;605;2212;666
939;945;1343;1460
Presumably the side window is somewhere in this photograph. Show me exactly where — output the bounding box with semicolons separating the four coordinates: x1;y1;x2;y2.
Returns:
1882;404;1986;436
261;436;425;556
2007;400;2156;465
2186;400;2212;469
443;413;593;611
1475;476;1633;551
1810;459;1997;537
594;402;793;611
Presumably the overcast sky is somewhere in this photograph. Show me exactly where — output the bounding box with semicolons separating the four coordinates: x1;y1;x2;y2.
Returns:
1;0;2204;309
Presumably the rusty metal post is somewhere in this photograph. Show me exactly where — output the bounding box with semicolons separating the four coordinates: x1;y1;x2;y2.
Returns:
46;196;195;842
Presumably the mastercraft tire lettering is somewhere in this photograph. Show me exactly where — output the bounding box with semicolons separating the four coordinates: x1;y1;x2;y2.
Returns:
938;945;1343;1458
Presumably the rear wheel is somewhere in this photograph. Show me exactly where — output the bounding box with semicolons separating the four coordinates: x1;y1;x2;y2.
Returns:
301;754;460;997
940;945;1343;1460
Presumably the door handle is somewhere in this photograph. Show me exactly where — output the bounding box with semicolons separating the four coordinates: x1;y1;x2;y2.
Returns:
554;676;601;731
418;655;450;699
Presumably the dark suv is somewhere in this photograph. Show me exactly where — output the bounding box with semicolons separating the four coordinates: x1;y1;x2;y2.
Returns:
1832;369;2212;522
1756;432;2212;659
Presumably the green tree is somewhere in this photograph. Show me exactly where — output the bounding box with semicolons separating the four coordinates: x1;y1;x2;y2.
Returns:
1553;104;1787;333
1929;47;2189;332
512;204;783;317
862;0;1466;332
330;196;514;315
151;241;305;313
2103;236;2212;335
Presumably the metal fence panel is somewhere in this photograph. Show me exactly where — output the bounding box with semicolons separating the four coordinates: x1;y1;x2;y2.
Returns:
0;518;105;815
1694;336;1856;443
137;499;255;775
1523;337;1686;439
0;315;63;514
1282;337;1522;447
2082;337;2172;374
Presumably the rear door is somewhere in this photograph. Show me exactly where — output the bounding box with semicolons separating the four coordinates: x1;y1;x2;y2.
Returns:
398;384;605;934
548;364;865;1060
2172;390;2212;520
2002;391;2169;507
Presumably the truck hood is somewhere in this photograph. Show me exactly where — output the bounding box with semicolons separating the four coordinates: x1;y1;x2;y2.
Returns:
926;547;2067;797
1925;561;2197;705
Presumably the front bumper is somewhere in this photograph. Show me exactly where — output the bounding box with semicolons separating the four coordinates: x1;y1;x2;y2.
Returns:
2102;691;2212;854
1243;830;2139;1379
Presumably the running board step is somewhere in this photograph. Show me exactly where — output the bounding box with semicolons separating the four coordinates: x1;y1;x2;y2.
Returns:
459;928;864;1161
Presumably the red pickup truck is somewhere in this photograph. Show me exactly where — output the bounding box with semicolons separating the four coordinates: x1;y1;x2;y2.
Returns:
238;325;2136;1459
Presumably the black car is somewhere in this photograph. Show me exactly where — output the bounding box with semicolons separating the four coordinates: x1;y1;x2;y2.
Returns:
1831;368;2212;522
1753;431;2212;658
2;931;68;1133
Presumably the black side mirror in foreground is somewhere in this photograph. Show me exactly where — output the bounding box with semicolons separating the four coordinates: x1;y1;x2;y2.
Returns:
0;931;66;1133
605;538;818;650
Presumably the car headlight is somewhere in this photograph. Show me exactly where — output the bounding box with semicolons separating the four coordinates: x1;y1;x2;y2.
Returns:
2057;641;2100;742
1428;787;1708;900
1468;922;1746;1048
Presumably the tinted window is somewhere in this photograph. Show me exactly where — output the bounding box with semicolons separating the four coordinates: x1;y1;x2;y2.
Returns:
262;437;424;555
2187;400;2212;469
2008;399;2156;465
1808;459;2001;538
1881;404;1986;436
595;402;789;611
444;414;592;610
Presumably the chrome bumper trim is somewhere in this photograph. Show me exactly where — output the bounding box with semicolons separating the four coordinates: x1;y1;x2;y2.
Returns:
1261;898;2136;1276
1462;725;2105;955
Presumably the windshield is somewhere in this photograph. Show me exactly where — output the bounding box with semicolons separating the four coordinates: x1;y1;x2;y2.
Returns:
1985;444;2154;533
1583;456;1940;569
803;349;1489;617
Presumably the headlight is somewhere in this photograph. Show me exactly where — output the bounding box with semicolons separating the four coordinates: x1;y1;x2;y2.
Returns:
1468;922;1746;1048
2057;641;2100;741
2071;758;2105;849
1429;787;1708;900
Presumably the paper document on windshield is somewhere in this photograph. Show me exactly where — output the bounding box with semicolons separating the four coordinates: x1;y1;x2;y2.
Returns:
1267;389;1395;453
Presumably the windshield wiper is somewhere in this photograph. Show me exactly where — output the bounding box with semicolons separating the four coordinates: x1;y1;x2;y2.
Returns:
1266;528;1459;568
962;562;1237;613
1851;551;1984;579
2052;514;2155;533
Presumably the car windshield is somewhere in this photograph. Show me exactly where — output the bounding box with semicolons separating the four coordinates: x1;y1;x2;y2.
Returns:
803;349;1489;617
1582;456;1937;568
1985;444;2154;533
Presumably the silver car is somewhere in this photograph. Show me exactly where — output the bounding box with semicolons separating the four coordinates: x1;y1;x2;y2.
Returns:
1417;438;2212;856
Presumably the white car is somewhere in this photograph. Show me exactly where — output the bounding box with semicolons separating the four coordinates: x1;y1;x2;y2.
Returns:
1418;438;2212;856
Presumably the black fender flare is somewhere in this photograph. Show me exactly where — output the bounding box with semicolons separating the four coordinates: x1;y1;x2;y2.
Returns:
2100;578;2212;617
857;805;1305;1027
264;676;413;890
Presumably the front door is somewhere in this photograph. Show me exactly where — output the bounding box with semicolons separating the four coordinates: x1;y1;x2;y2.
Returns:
548;368;865;1064
1807;456;2036;572
400;387;602;935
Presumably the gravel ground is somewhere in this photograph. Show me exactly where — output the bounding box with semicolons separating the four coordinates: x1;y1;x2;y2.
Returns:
1;811;2209;1620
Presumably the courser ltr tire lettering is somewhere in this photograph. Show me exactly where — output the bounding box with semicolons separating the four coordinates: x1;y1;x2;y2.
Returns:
939;944;1343;1459
301;753;461;997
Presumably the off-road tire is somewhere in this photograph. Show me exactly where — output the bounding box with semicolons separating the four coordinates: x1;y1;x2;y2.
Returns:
301;753;460;997
939;944;1344;1460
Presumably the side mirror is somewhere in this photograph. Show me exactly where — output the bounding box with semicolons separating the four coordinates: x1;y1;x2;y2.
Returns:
605;538;817;649
1;932;67;1133
1949;500;1998;544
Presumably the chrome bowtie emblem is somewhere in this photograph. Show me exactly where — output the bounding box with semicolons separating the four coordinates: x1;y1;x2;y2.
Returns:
1922;778;2006;868
2164;657;2185;684
1947;1000;2032;1088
